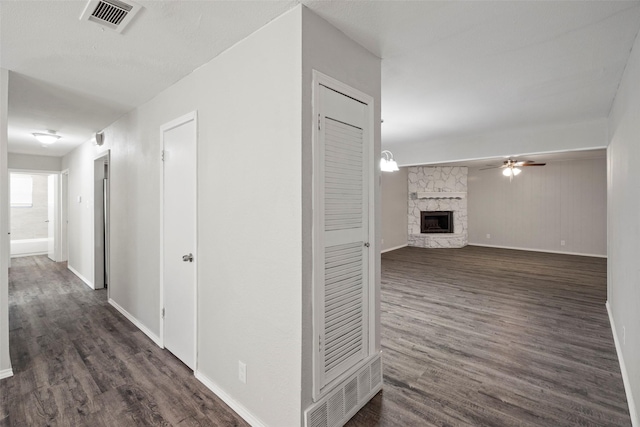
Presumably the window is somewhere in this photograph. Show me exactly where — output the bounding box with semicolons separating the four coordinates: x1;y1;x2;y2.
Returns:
10;174;33;208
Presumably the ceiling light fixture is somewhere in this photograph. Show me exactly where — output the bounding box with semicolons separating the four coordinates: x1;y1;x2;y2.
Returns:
381;150;399;172
502;164;521;180
32;131;61;145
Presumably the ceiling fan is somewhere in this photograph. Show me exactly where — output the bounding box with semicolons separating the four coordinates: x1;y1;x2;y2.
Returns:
480;158;546;178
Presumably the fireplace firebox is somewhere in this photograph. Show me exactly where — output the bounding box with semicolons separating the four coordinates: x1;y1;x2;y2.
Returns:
420;211;453;233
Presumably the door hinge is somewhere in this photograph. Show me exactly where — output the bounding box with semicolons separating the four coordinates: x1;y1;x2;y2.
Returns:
318;334;322;352
162;308;165;319
161;150;165;162
318;114;321;131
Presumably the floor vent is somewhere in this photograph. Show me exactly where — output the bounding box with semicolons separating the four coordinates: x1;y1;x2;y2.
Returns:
80;0;141;33
306;354;383;427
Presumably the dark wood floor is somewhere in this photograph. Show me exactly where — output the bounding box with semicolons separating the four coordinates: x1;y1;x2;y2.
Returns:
348;246;630;427
0;256;248;426
1;247;631;426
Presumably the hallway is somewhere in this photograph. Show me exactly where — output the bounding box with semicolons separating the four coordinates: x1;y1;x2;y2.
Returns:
0;256;247;426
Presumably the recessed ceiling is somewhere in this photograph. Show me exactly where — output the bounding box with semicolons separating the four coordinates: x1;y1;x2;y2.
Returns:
2;1;640;158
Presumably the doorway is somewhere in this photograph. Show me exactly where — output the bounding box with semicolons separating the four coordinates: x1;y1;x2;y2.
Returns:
9;170;64;260
94;153;110;290
160;112;198;370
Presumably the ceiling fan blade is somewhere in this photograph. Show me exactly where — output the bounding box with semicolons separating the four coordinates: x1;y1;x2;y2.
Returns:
479;165;507;171
520;163;546;166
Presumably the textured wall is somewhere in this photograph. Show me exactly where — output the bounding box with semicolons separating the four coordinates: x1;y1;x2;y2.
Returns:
408;166;468;248
381;167;408;252
468;157;606;256
10;174;48;240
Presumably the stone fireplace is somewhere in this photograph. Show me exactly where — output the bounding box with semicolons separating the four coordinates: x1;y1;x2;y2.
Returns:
408;166;468;248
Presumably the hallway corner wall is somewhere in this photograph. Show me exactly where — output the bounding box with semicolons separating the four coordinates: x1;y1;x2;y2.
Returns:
0;68;12;378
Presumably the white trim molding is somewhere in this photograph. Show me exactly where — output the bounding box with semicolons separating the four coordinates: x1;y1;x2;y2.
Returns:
381;244;408;254
467;243;607;258
68;265;94;289
0;368;13;380
607;302;639;427
195;370;267;427
108;298;162;348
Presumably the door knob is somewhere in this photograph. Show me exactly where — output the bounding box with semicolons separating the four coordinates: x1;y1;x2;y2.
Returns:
364;242;370;247
45;220;50;223
182;253;194;262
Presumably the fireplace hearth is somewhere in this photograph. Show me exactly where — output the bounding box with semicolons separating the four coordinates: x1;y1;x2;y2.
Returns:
420;211;453;234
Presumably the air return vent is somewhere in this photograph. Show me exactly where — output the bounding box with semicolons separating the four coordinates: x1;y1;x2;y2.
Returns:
80;0;141;33
305;354;383;427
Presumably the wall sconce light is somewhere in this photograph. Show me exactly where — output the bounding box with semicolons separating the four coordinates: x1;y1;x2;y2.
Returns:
381;150;399;172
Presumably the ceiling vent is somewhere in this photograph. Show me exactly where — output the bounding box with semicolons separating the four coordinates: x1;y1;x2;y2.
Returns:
80;0;141;33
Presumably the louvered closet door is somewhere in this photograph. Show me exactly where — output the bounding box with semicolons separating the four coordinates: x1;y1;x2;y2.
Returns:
318;86;369;390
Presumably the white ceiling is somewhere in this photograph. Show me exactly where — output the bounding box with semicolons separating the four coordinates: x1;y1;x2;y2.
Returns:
2;1;640;158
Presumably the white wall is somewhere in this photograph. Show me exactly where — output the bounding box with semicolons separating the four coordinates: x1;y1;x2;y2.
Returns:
64;8;304;427
61;140;99;288
300;6;382;417
381;168;408;252
8;153;61;172
468;157;607;256
0;68;11;378
392;118;608;167
608;29;640;425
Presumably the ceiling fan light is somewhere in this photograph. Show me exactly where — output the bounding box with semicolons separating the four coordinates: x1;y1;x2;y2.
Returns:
502;168;513;177
512;167;521;176
387;159;399;172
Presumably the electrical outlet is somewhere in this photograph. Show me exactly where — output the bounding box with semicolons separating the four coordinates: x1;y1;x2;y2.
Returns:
381;238;384;245
486;234;491;239
623;326;626;345
560;240;566;246
238;361;247;384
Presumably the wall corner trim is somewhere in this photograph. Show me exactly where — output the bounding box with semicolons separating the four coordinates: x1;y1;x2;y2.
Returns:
194;370;267;427
606;301;639;427
108;298;162;348
67;265;94;289
0;368;13;380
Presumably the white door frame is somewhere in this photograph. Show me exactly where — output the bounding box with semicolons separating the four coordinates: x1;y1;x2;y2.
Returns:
159;111;198;371
93;151;110;290
60;169;69;263
311;71;377;399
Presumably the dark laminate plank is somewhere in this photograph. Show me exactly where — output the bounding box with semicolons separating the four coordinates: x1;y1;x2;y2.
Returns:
0;256;249;427
0;249;630;426
347;246;631;427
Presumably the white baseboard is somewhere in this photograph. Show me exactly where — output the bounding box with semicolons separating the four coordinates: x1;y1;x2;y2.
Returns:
195;370;266;427
10;251;47;258
468;243;607;258
108;298;163;348
607;301;638;427
68;265;94;289
0;368;14;380
381;243;408;254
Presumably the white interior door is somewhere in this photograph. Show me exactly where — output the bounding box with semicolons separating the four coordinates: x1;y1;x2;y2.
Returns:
315;83;371;395
162;113;197;370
